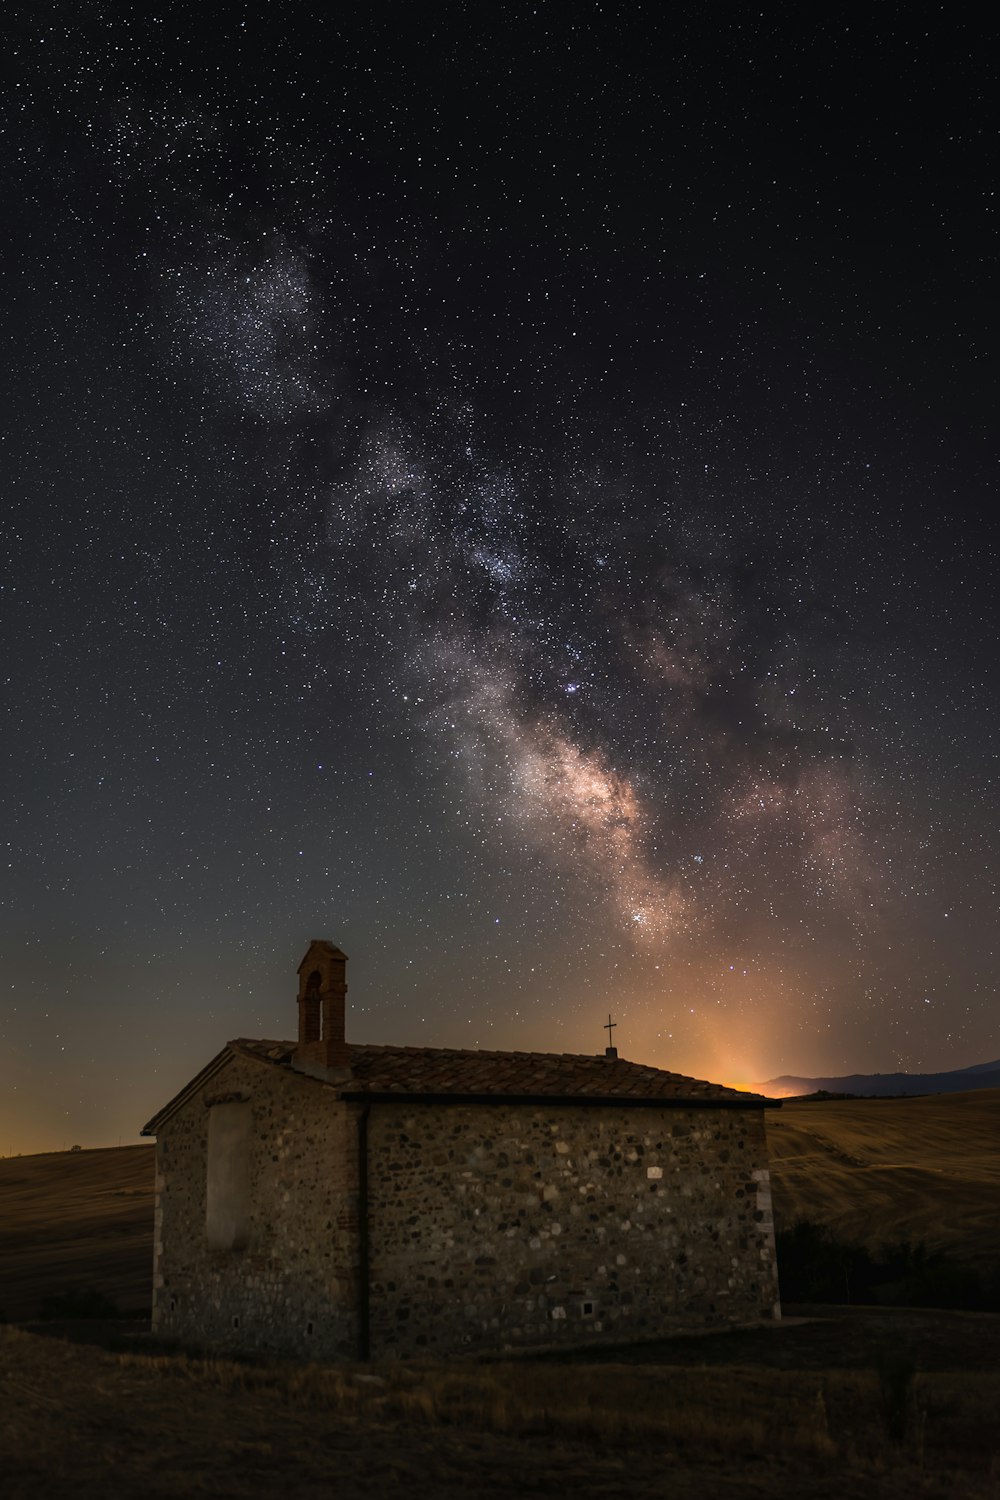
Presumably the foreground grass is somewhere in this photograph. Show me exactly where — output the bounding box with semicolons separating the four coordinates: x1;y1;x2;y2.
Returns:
3;1318;1000;1498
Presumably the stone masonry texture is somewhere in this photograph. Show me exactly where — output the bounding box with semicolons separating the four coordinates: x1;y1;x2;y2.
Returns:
365;1101;778;1356
153;1054;361;1361
151;1052;779;1361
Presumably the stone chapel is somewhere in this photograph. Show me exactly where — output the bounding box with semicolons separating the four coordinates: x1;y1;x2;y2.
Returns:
142;942;781;1359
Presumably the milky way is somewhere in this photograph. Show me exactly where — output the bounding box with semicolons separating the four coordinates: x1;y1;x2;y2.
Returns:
2;9;996;1149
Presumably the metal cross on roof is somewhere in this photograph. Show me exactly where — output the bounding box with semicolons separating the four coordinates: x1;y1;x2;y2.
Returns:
604;1013;617;1043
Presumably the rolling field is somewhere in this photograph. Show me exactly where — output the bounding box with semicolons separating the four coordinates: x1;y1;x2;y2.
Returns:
0;1144;154;1321
767;1089;1000;1268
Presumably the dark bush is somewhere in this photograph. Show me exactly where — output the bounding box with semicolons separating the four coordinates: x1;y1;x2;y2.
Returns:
775;1220;874;1304
877;1349;916;1444
776;1220;1000;1311
37;1286;121;1320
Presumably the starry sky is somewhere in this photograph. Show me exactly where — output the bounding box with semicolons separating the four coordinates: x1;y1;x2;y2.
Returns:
2;6;997;1152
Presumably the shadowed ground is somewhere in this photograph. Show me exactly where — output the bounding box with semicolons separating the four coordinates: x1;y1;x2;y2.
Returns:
3;1309;1000;1499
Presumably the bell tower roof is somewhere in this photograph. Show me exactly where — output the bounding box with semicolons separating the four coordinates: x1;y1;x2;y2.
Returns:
297;939;348;974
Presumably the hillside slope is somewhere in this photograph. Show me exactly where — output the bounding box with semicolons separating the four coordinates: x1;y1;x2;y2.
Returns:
766;1088;1000;1267
0;1144;154;1321
759;1059;1000;1098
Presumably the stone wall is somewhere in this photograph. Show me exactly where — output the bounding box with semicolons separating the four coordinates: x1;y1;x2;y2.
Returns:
152;1054;360;1360
365;1102;780;1357
151;1057;779;1362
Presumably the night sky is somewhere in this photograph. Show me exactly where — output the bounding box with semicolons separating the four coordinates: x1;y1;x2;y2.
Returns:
3;7;997;1153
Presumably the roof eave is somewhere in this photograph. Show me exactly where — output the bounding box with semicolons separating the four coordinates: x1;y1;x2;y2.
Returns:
140;1039;287;1135
339;1090;780;1109
142;1037;780;1130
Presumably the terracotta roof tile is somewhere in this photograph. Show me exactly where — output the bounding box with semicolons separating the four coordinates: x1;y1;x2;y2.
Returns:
230;1038;766;1103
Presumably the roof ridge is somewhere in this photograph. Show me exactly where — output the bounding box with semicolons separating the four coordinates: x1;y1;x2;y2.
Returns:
226;1035;763;1103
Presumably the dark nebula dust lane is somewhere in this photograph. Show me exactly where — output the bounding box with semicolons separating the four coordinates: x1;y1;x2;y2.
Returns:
1;7;996;1150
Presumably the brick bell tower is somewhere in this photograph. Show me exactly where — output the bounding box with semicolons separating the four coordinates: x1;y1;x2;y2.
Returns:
294;940;350;1074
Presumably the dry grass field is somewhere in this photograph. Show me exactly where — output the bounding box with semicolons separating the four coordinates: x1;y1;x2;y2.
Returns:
4;1312;1000;1498
0;1144;154;1321
766;1088;1000;1268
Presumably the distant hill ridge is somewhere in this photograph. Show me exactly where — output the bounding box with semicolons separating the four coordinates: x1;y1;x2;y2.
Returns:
757;1059;1000;1099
